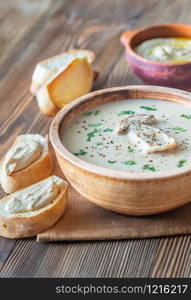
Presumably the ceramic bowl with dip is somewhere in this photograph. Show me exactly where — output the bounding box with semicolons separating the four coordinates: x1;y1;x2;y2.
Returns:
50;85;191;216
120;24;191;90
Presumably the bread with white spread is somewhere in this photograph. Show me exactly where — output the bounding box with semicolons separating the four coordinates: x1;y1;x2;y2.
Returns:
0;176;68;238
0;134;52;194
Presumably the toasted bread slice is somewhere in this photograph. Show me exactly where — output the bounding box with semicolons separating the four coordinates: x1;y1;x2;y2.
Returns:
36;57;93;117
0;134;52;194
128;124;176;154
117;114;155;134
30;49;95;95
0;176;68;238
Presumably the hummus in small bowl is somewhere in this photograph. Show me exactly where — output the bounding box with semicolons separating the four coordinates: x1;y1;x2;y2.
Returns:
135;37;191;63
120;24;191;90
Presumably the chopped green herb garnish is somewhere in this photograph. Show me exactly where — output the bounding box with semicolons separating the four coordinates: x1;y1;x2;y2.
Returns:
121;160;136;165
96;142;103;146
108;160;117;164
83;111;93;116
89;122;102;127
86;129;101;141
128;147;135;153
181;114;191;119
140;106;157;111
83;110;100;116
118;110;135;116
103;128;113;132
172;127;187;132
177;159;187;168
143;165;156;172
74;149;87;156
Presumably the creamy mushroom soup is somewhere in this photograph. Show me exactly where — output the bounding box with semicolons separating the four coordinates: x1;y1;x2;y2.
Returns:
62;99;191;172
135;37;191;63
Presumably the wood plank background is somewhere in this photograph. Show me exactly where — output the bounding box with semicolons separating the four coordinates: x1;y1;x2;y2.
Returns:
0;0;191;277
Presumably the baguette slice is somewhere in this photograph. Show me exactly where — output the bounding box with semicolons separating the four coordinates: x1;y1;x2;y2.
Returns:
30;49;95;95
36;57;93;117
128;124;176;154
117;114;155;134
0;176;68;238
0;134;52;194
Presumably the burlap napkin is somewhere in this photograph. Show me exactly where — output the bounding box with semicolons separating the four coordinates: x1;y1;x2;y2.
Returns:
37;186;191;242
37;147;191;242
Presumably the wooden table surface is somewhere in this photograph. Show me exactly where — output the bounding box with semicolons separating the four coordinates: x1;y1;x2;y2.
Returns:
0;0;191;278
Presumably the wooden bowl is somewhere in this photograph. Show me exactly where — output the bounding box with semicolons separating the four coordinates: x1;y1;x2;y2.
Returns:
120;24;191;90
50;85;191;216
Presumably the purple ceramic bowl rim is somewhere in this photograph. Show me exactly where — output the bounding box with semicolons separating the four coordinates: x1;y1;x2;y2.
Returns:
121;23;191;67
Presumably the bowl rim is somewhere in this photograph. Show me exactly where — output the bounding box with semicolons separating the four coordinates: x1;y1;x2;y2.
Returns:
50;85;191;181
121;23;191;67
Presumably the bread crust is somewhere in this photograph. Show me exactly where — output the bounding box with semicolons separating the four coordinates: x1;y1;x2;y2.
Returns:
36;85;59;117
0;181;68;238
0;135;53;194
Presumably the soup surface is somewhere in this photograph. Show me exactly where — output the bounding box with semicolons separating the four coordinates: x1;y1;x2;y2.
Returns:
62;99;191;173
135;37;191;63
